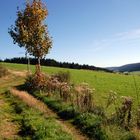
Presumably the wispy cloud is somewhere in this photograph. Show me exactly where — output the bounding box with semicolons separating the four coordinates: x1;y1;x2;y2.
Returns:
116;28;140;40
90;28;140;52
91;39;112;52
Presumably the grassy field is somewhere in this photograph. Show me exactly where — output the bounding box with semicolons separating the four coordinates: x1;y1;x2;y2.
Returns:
1;63;140;139
1;62;140;106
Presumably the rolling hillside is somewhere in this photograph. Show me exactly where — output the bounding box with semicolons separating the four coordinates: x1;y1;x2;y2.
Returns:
107;62;140;72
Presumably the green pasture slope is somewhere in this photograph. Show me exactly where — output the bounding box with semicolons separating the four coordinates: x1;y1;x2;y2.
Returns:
1;62;140;106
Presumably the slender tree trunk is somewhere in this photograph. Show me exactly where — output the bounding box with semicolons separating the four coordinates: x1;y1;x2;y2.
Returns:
27;57;30;73
38;57;41;72
26;51;30;74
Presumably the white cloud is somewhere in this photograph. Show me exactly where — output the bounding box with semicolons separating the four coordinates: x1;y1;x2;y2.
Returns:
115;28;140;40
90;28;140;52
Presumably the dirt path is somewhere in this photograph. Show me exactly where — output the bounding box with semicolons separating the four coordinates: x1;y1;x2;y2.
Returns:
0;73;23;139
0;74;25;93
8;69;27;77
0;94;20;139
10;88;89;140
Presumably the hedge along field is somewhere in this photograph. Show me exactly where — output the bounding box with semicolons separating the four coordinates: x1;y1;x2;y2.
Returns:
1;62;140;106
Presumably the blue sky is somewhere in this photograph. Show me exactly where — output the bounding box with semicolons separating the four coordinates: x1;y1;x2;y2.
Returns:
0;0;140;67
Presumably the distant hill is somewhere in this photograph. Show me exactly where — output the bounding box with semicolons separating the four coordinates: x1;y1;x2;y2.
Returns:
107;63;140;72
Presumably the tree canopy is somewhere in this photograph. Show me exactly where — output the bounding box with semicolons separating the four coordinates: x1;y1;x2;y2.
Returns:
9;0;52;61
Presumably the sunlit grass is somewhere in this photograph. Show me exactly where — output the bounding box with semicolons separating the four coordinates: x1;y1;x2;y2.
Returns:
1;62;140;139
1;62;140;106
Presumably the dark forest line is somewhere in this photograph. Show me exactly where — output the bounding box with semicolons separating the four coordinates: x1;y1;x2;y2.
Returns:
0;57;112;72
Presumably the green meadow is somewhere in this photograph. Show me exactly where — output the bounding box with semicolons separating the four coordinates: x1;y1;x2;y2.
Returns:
1;62;140;139
1;62;140;106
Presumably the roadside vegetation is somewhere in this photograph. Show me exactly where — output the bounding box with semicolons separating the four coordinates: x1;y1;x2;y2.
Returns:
13;64;139;140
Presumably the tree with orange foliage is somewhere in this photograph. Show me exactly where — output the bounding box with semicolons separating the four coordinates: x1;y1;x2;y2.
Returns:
9;0;52;71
